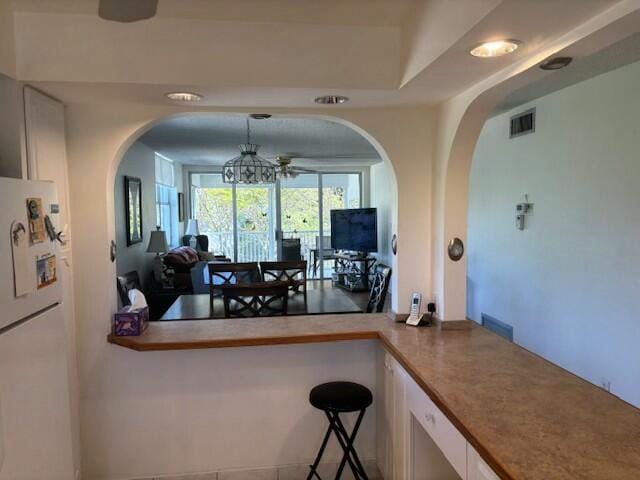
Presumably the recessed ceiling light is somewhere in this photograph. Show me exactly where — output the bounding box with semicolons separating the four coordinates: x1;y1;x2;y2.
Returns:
314;95;349;105
539;56;573;70
165;91;203;102
470;39;521;58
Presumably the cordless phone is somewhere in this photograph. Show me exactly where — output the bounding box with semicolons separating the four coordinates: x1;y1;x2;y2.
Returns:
406;293;422;326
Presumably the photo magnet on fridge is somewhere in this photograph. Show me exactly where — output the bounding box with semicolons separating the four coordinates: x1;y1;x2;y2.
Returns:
36;253;57;290
27;197;46;244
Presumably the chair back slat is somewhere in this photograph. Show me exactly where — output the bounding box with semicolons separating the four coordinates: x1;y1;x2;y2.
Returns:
116;271;142;307
366;264;392;313
221;281;289;317
260;260;307;309
208;262;261;308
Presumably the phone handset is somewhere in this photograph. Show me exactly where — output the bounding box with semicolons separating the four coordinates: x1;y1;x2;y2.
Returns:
406;293;422;326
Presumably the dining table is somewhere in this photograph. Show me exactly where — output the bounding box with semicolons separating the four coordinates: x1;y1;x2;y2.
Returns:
159;287;364;320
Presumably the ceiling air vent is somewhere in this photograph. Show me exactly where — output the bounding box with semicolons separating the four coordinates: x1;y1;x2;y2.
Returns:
510;108;535;138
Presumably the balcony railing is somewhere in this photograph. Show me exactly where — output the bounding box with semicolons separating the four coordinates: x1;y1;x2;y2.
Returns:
201;230;333;276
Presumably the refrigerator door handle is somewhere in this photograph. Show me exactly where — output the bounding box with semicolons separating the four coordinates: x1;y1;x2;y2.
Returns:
56;224;69;246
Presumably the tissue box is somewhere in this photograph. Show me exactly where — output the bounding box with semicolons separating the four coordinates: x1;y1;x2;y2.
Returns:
113;306;149;336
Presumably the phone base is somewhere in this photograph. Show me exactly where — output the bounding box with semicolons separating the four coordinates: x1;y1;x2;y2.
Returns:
406;312;434;327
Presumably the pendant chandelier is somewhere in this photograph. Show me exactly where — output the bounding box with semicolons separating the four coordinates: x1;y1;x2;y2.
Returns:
222;117;276;184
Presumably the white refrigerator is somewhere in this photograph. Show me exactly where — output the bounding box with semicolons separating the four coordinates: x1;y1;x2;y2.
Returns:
0;177;75;479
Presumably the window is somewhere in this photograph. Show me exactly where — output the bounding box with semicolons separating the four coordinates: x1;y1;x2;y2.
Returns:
155;154;179;247
190;171;362;267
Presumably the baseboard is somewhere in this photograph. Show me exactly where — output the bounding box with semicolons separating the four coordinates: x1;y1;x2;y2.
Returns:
120;459;382;480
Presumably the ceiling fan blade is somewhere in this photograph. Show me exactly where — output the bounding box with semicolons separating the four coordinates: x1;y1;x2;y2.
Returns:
288;153;374;160
98;0;158;23
291;166;318;173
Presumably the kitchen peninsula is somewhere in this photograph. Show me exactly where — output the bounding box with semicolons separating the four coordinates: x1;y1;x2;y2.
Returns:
109;314;640;480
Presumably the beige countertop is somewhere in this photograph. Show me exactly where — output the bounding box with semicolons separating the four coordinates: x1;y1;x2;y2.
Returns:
108;314;640;480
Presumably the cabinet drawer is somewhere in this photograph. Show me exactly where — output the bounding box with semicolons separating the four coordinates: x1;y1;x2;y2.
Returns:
406;375;467;479
467;444;500;480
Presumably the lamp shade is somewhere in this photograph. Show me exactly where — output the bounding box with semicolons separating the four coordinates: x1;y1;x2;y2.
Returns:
146;229;168;254
222;144;276;184
185;219;200;236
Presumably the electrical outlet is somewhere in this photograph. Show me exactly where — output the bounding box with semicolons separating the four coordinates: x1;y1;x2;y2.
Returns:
601;380;611;392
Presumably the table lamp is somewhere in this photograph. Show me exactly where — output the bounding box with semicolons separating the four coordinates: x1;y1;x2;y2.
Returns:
185;219;200;249
147;227;168;282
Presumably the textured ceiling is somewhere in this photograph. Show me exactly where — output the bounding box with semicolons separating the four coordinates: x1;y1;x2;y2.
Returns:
138;115;381;166
494;32;640;115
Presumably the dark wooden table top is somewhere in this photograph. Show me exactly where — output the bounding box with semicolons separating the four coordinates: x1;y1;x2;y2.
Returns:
159;287;363;320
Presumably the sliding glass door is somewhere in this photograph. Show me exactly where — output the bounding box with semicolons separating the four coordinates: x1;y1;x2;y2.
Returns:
319;173;362;278
279;174;320;266
190;171;361;269
235;184;276;262
191;173;234;258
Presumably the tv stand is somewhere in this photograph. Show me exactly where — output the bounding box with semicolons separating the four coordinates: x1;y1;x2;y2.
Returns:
332;254;376;292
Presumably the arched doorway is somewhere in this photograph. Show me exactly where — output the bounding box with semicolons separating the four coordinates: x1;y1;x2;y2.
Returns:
109;112;400;316
434;5;640;321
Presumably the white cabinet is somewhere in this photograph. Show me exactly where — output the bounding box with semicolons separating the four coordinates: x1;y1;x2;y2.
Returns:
467;445;500;480
380;353;500;480
377;350;409;479
406;375;467;478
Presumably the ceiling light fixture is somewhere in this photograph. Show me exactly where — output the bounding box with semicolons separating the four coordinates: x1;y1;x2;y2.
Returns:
470;39;521;58
539;56;573;70
165;92;204;102
222;117;276;185
314;95;349;105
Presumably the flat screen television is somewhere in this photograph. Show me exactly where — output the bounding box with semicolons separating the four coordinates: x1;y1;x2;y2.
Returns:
330;208;378;253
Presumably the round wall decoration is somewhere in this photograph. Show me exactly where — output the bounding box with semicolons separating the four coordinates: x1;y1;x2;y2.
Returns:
391;234;398;255
447;237;464;261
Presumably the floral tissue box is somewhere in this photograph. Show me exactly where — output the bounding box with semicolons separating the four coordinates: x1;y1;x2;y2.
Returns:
113;306;149;336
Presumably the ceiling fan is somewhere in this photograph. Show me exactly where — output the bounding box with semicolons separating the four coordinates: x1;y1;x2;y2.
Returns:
271;155;317;179
98;0;158;23
270;152;374;178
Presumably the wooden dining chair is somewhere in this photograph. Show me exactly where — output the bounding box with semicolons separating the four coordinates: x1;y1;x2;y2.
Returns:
366;264;392;313
208;262;261;309
116;271;142;307
281;238;303;261
260;260;308;309
220;282;290;318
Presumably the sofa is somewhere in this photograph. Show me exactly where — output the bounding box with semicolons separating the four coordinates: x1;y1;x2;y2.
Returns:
163;246;200;291
163;246;231;292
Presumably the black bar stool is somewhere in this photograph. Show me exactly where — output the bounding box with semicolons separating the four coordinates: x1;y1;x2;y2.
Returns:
307;381;373;480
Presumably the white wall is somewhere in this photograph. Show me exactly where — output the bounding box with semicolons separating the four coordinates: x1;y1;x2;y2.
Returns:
370;160;396;277
14;11;399;89
114;141;157;290
63;103;428;479
467;59;640;407
429;3;640;322
0;0;16;77
0;74;26;178
85;341;377;480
